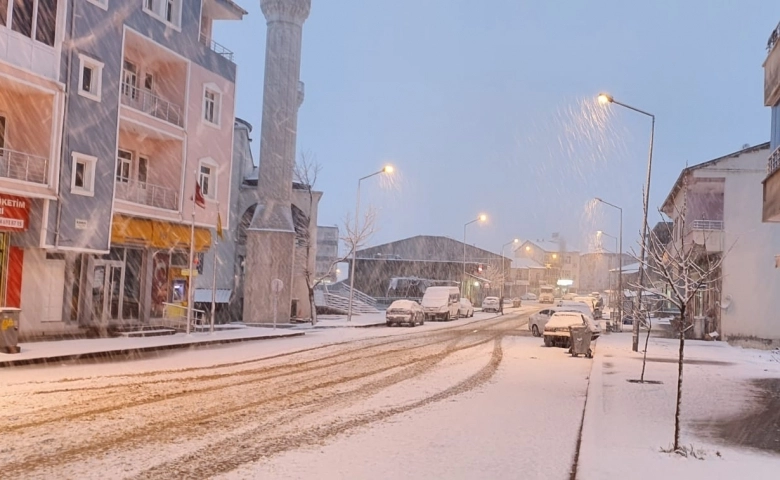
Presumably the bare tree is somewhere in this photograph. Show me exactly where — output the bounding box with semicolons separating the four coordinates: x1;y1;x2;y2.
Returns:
630;187;726;452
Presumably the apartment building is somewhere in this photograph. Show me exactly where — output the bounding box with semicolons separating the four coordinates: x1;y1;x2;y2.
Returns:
513;239;580;293
315;225;339;284
2;0;246;338
665;143;780;343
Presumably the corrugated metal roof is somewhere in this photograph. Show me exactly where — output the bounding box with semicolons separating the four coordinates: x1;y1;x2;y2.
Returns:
194;289;232;303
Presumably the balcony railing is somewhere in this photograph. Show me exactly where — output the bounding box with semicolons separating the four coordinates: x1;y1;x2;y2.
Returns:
120;82;184;127
115;179;179;211
691;220;724;231
0;148;48;184
199;33;234;62
769;146;780;176
768;21;780;52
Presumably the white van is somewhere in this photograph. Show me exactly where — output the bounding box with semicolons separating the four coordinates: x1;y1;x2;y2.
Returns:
422;286;460;321
539;286;555;304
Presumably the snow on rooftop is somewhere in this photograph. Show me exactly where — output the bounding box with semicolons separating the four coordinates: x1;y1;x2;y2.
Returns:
512;257;546;269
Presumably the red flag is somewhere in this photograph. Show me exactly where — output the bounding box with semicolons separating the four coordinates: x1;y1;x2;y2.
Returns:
194;182;206;209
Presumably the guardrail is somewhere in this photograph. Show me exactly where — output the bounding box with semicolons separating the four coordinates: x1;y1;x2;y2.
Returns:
200;33;234;62
768;145;780;176
0;148;48;184
691;220;724;231
115;179;179;210
121;81;184;127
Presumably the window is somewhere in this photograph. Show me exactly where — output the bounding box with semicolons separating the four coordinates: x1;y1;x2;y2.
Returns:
78;55;104;101
144;73;154;91
772;104;780;150
11;0;33;37
34;0;57;46
116;150;132;183
122;61;138;100
86;0;107;10
0;0;7;27
564;256;571;265
138;156;148;184
202;85;221;126
0;115;6;152
143;0;181;28
198;161;216;200
71;152;97;196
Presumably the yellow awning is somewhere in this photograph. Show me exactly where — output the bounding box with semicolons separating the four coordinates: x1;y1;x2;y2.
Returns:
111;215;211;252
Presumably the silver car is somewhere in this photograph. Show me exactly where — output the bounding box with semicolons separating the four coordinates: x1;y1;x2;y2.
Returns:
481;296;500;313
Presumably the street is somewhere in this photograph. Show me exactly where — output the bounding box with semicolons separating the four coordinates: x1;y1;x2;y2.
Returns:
0;310;591;479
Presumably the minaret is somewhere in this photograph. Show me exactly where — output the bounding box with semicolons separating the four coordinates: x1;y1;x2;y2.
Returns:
244;0;311;323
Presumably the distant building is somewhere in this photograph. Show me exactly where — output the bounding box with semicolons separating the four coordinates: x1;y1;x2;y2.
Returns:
513;239;580;293
316;226;339;284
578;252;632;294
509;257;547;297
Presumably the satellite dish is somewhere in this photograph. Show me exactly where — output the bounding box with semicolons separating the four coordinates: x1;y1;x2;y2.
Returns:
719;295;732;310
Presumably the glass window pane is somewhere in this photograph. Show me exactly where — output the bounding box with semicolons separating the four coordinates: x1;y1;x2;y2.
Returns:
0;0;8;27
11;0;33;37
35;0;57;46
75;161;85;188
82;66;93;93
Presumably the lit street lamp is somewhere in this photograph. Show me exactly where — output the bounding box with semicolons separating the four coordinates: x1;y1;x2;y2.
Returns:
598;93;655;352
347;165;394;322
501;238;519;299
594;197;624;333
462;214;488;298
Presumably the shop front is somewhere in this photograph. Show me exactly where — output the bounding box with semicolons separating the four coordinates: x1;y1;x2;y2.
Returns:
77;215;211;328
0;193;30;309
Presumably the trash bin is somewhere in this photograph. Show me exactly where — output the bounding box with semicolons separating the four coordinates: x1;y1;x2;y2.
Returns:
569;325;593;358
0;308;21;354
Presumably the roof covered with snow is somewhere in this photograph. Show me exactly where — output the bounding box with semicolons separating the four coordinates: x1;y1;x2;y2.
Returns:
610;262;640;273
512;257;546;269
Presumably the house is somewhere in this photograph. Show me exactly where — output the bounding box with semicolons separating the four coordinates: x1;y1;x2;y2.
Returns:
509;257;547;297
1;0;247;339
662;143;780;345
512;238;581;293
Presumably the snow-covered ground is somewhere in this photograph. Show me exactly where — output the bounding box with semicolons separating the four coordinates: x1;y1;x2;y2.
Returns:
578;332;780;479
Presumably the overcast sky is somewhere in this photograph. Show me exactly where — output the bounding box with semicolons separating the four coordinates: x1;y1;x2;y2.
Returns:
215;0;780;255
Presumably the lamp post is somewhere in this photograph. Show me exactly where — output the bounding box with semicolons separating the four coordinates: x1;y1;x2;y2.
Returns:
501;238;519;299
595;198;623;332
598;93;655;352
597;230;618;319
462;214;487;299
347;165;394;322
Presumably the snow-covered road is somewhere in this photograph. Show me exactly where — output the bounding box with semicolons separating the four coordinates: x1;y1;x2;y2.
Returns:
0;308;591;479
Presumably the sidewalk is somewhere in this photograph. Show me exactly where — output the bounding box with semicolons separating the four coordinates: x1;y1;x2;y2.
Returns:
0;327;304;368
577;332;780;479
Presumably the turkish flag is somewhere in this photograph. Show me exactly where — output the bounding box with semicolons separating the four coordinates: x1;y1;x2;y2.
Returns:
194;182;206;209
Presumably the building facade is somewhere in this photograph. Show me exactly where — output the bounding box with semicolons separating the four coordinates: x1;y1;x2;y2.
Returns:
2;0;246;338
513;239;580;293
315;225;339;284
664;143;780;344
763;20;780;223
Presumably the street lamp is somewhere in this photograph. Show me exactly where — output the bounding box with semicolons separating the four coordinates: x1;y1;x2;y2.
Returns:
594;198;623;332
347;165;394;322
598;93;655;352
462;214;488;298
501;238;519;299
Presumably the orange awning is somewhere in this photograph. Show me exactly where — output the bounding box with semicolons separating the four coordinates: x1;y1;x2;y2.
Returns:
111;215;211;252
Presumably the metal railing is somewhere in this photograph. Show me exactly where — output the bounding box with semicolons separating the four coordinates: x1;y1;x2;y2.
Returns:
691;219;724;231
0;148;48;184
115;179;179;210
120;81;184;127
768;21;780;52
768;145;780;176
199;33;234;62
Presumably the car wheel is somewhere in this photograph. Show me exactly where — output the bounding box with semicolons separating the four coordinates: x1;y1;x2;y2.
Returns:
420;316;425;325
386;321;392;327
532;325;539;337
543;336;553;347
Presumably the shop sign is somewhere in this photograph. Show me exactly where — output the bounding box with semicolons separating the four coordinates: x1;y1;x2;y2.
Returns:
0;194;30;232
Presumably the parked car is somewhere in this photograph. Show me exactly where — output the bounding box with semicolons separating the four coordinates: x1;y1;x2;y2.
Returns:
386;300;425;327
543;312;601;348
482;296;500;313
422;286;460;321
459;298;474;318
511;297;522;308
556;300;594;318
520;293;537;301
529;305;594;337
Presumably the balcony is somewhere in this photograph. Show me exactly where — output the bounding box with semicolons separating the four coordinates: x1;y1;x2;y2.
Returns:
0;148;48;184
199;34;234;62
763;146;780;222
115;180;179;211
121;83;184;127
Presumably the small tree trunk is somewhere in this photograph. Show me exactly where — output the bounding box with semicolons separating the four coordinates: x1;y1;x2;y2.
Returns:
673;307;686;451
308;284;317;326
639;314;652;383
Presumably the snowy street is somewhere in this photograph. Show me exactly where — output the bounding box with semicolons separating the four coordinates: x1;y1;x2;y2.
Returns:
0;308;592;479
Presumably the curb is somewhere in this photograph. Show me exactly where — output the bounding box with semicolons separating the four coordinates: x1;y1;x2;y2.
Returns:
0;331;306;368
570;344;602;479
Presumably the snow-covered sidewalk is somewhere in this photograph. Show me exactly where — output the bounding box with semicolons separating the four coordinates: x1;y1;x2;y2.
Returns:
0;328;304;367
577;332;780;479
